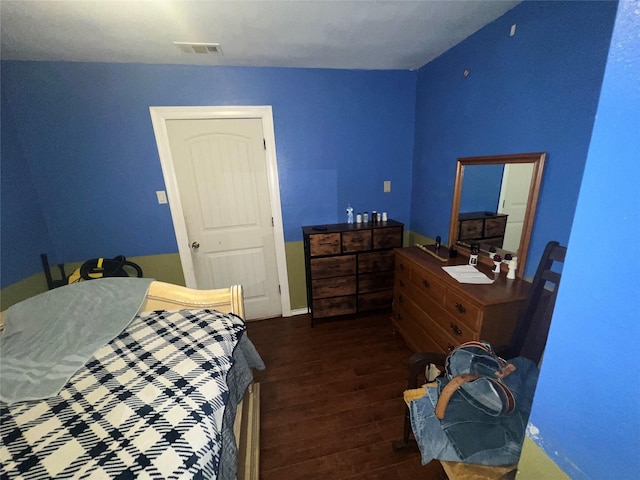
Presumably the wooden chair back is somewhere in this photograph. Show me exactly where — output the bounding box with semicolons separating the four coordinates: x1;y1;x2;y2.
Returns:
499;240;566;365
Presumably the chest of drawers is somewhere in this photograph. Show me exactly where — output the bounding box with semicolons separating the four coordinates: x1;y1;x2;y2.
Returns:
303;220;404;325
392;246;529;354
458;211;508;248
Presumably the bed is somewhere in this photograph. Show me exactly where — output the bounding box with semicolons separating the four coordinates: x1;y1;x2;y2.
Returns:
0;278;263;480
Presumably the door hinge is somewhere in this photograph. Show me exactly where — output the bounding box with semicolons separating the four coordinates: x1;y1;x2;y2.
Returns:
272;217;274;227
278;284;281;294
263;138;266;150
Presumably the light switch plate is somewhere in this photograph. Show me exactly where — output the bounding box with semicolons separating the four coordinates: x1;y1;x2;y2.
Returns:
384;180;391;193
156;190;168;204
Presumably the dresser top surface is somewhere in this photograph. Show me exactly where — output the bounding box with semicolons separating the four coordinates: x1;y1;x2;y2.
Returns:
396;246;529;305
458;211;508;221
302;219;403;235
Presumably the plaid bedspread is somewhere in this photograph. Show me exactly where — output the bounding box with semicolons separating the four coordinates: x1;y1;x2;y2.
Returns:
0;309;247;479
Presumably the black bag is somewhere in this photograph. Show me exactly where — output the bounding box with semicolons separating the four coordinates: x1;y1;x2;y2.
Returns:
67;256;143;283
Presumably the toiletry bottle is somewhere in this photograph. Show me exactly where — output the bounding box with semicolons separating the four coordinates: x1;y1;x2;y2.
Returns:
346;204;354;224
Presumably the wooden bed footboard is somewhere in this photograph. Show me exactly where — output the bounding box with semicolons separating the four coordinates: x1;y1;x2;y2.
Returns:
142;281;245;319
234;382;261;480
142;281;258;480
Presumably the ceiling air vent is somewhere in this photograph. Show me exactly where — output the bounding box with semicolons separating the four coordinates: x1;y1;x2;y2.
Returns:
174;42;222;55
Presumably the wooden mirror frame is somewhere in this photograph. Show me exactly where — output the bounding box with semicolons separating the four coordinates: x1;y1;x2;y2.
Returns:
448;152;546;279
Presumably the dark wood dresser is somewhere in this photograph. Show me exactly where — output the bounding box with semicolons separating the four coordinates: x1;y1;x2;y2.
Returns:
303;220;404;325
458;211;508;248
392;246;529;354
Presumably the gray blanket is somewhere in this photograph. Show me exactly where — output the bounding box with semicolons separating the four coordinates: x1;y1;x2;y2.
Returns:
0;277;153;404
219;334;265;480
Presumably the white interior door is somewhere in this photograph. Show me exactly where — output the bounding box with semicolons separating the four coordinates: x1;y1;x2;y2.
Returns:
162;116;282;320
498;162;535;254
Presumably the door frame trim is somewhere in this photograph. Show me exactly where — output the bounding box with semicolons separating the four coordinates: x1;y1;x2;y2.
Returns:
149;105;291;317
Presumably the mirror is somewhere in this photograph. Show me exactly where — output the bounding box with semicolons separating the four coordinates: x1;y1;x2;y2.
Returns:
448;152;546;278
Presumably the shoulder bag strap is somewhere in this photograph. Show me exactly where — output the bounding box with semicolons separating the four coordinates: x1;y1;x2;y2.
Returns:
435;374;516;419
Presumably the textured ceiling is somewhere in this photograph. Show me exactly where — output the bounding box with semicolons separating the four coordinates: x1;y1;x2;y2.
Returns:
0;0;520;70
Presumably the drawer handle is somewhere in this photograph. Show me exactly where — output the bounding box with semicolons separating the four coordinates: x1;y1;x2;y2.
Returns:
399;280;405;287
450;322;463;336
399;263;405;270
422;279;430;288
447;343;455;352
455;303;466;314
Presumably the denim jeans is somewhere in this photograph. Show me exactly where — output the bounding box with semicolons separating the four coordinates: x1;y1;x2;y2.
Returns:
409;356;539;466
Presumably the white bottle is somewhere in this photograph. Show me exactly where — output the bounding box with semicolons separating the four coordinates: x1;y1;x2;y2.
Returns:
507;258;518;279
346;204;354;224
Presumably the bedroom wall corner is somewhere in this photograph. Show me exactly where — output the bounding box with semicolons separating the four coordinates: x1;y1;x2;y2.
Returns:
406;230;434;248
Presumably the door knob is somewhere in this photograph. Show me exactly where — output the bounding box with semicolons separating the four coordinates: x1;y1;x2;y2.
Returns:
191;241;200;249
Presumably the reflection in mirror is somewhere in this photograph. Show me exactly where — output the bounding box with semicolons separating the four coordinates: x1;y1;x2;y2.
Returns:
449;153;546;279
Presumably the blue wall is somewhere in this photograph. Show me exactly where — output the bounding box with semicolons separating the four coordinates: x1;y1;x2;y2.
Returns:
0;90;54;284
0;65;416;287
530;2;639;478
411;0;616;277
459;163;504;213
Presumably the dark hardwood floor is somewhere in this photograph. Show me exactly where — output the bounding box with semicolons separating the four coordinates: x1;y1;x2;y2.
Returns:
247;311;448;480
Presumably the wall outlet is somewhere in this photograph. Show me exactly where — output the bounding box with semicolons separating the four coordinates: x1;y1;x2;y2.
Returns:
384;180;391;193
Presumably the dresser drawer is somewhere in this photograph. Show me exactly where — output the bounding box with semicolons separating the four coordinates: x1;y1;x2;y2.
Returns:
484;216;507;237
394;274;477;342
310;255;356;279
313;296;357;318
359;271;394;293
426;310;478;353
443;290;482;331
359;290;393;312
409;264;446;304
342;230;372;252
393;262;411;291
358;251;395;273
459;219;484;240
395;255;411;276
434;303;478;344
393;286;476;354
309;233;341;256
373;227;403;249
312;275;356;298
391;303;441;354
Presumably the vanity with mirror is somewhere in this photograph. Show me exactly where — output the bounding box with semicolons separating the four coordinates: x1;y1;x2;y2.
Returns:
391;152;546;354
448;152;546;278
